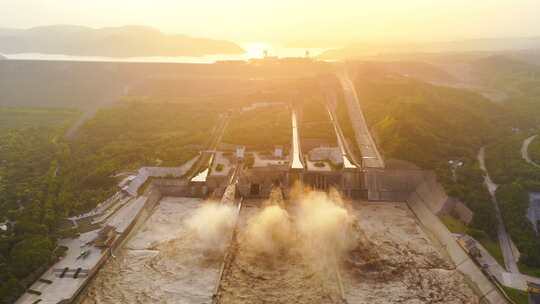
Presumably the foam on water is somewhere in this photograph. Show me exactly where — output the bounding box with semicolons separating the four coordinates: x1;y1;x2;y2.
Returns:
80;197;223;304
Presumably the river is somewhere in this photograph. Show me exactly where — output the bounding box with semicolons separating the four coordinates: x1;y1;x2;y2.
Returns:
1;47;329;64
79;197;222;304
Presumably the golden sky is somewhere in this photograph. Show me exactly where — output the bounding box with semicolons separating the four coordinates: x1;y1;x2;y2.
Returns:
1;0;539;47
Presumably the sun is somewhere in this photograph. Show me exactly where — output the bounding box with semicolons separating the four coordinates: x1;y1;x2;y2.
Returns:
242;42;272;59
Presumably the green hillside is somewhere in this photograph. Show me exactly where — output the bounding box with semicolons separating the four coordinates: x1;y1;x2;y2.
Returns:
351;64;504;239
0;101;219;303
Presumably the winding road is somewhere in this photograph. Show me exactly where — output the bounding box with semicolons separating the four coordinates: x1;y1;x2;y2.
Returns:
522;135;540;168
478;147;520;274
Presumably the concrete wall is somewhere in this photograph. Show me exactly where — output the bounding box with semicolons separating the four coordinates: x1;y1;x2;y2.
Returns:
237;169;288;199
72;187;163;304
303;172;342;191
407;191;507;304
448;199;474;225
151;178;214;198
365;169;428;201
340;170;365;200
414;174;449;214
235;167;366;200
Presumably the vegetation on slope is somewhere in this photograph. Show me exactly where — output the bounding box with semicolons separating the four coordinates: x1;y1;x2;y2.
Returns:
485;135;540;187
300;94;337;147
0;108;79;303
222;77;333;151
529;136;540;165
496;182;540;268
350;64;504;239
361;56;540;273
222;106;291;150
0;101;219;303
485;135;540;272
353;73;504;167
0;107;79;129
477;56;540;273
60;100;219;213
502;286;530;304
471;55;540;128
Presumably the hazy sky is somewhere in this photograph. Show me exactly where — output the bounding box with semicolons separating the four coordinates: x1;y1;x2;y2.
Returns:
1;0;539;46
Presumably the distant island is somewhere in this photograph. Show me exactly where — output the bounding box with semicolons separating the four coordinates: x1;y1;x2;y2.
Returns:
0;25;245;57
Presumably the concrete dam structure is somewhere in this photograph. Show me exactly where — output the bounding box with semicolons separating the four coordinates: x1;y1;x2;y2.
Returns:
17;78;507;304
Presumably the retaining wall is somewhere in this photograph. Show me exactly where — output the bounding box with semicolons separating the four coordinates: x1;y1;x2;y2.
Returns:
72;187;163;303
407;185;507;304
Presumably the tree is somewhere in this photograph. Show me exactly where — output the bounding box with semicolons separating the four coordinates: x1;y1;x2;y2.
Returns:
9;236;54;278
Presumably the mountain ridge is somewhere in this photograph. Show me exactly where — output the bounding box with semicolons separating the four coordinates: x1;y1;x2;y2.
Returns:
0;25;245;57
319;36;540;60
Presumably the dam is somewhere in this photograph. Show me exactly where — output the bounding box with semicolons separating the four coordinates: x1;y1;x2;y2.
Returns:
17;80;507;304
76;107;499;304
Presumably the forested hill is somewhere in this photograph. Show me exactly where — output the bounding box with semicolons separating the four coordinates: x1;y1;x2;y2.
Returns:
0;108;79;303
471;55;540;90
349;63;507;251
319;36;540;60
350;59;540;277
470;55;540;128
0;102;219;303
0;25;244;57
351;65;505;168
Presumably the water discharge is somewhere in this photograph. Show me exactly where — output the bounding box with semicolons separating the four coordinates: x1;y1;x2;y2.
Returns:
244;204;293;255
80;197;232;304
214;187;353;304
294;189;355;264
185;202;238;253
238;186;353;261
82;187;478;303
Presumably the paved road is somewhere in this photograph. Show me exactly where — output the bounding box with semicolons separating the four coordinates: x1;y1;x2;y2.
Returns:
522;135;540;168
478;147;521;274
337;72;384;168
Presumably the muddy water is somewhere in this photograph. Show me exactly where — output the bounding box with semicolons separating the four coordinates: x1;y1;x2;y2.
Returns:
342;202;478;304
80;197;221;304
80;197;478;304
215;204;342;304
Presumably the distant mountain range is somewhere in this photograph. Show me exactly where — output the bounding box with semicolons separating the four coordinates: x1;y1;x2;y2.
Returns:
0;25;244;57
320;36;540;60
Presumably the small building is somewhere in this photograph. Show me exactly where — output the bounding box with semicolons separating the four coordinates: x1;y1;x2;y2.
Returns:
527;282;540;304
274;146;283;158
236;146;245;160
